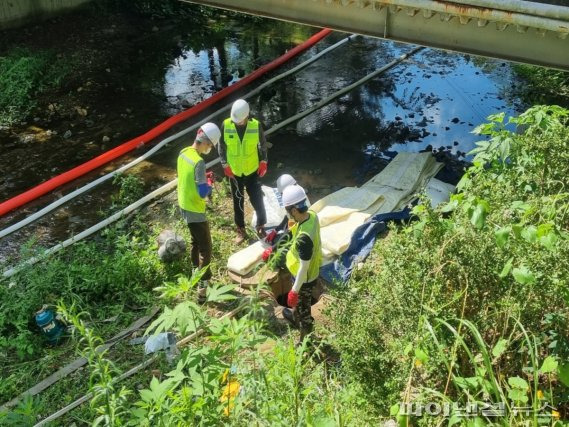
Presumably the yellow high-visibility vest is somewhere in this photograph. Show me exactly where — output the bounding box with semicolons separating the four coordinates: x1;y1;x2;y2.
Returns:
286;211;322;283
223;118;260;177
177;147;205;214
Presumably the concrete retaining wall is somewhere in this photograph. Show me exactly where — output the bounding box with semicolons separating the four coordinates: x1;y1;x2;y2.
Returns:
0;0;92;30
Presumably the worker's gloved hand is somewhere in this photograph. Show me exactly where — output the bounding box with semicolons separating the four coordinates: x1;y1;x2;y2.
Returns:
223;165;235;178
257;161;268;178
261;247;273;262
265;229;277;244
287;290;299;308
206;171;214;186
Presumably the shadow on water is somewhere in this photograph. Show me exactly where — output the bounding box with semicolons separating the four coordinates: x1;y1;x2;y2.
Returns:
1;15;526;263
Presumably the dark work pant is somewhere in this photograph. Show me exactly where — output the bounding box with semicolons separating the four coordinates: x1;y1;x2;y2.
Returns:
294;279;316;339
187;221;212;281
229;171;267;228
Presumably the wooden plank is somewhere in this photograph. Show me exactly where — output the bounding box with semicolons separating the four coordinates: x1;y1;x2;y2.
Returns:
1;306;160;410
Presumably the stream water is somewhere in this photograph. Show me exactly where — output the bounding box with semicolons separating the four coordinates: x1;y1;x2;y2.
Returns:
0;11;527;263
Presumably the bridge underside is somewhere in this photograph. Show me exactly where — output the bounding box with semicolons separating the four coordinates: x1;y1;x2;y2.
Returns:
182;0;569;71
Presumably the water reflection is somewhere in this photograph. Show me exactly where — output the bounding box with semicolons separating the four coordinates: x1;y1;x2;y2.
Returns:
1;24;527;262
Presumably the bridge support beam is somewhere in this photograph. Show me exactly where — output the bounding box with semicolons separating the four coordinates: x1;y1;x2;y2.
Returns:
182;0;569;71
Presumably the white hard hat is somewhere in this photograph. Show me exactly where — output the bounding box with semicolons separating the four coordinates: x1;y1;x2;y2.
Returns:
276;174;296;194
282;184;307;208
199;122;221;146
230;99;250;123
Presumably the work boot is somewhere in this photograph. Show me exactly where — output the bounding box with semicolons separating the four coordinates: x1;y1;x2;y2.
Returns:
234;227;247;244
197;280;208;304
282;307;298;328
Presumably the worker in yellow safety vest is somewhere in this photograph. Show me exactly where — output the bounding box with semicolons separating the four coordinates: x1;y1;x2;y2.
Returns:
281;184;322;342
218;99;268;244
178;122;221;303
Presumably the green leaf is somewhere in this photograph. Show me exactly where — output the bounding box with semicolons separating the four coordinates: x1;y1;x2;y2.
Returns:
488;112;506;123
414;348;429;364
206;284;237;303
511;201;531;213
540;356;558;374
313;416;337;427
537;223;554;237
390;403;400;416
512;266;536;285
521;226;538;244
499;257;514;279
508;388;528;403
498;137;512;162
470;201;489;229
448;413;462;427
558;363;569;387
495;227;511;248
508;376;529;389
540;232;558;250
466;417;487;427
512;223;524;238
492;338;508;358
440;198;459;213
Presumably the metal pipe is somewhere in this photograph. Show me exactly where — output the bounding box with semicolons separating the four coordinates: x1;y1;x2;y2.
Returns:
442;0;569;21
376;0;569;34
0;35;355;240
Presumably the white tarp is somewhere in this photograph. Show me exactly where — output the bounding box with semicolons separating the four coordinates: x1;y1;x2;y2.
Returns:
313;152;444;256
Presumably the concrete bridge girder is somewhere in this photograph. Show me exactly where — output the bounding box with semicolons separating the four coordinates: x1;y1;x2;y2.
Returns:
183;0;569;70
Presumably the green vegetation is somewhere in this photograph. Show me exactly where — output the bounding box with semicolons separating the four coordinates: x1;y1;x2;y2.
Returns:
514;65;569;108
331;105;569;423
0;48;72;125
1;105;568;425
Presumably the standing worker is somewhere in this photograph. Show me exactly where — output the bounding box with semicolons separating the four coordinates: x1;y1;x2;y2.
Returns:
177;122;221;303
281;185;322;343
218;99;268;244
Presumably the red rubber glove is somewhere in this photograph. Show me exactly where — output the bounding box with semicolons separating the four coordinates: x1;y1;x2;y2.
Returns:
287;290;299;308
265;229;277;244
257;161;267;177
206;171;214;187
261;247;273;262
261;246;273;262
223;166;234;178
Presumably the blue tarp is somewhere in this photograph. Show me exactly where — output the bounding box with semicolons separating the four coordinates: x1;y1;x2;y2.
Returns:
320;208;412;285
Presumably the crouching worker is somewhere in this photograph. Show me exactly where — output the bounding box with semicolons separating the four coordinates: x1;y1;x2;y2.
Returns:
177;122;221;303
280;185;322;342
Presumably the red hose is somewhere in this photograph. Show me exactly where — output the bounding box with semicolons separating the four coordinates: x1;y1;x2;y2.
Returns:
0;29;332;217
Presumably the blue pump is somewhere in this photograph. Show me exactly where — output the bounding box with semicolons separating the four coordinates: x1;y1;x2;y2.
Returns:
35;306;65;345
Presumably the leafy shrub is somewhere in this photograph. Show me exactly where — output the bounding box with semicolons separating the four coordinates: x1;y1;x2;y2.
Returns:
514;65;569;108
330;106;569;416
110;173;145;210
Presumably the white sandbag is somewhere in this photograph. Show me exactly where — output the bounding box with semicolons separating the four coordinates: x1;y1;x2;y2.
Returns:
252;185;311;229
227;240;267;276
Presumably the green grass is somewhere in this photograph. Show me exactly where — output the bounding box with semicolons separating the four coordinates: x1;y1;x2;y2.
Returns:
0;48;73;126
